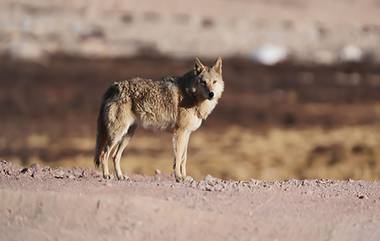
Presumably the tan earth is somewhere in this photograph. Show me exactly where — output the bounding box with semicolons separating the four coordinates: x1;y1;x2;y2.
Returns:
1;0;380;63
1;161;380;241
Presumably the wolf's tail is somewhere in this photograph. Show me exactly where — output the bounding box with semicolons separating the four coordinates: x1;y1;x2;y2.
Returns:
94;112;105;168
94;84;120;168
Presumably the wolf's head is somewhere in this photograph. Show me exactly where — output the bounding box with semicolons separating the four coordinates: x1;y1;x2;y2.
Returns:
189;57;224;102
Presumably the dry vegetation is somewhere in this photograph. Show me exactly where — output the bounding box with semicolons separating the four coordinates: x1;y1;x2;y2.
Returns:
2;125;380;181
1;57;380;181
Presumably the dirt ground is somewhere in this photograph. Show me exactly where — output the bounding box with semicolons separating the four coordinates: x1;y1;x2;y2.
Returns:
1;160;379;241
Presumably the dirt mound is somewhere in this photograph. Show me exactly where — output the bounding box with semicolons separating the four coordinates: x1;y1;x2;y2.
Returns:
1;160;379;241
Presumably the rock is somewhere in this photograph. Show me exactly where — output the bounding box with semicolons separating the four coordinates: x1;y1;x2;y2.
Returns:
204;174;218;185
250;44;288;65
7;39;45;62
29;164;40;178
199;175;225;191
19;164;39;177
54;170;65;179
42;166;52;172
154;169;161;175
205;186;213;191
340;45;363;63
358;194;368;200
213;183;224;192
72;168;86;178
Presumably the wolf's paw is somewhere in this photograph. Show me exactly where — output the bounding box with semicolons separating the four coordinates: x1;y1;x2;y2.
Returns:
116;175;129;181
184;176;194;183
175;175;184;183
103;174;112;180
175;175;193;183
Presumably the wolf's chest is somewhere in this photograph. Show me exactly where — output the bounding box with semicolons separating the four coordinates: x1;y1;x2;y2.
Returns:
196;100;217;120
177;108;202;131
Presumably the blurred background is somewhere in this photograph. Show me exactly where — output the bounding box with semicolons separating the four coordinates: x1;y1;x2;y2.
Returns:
1;0;380;180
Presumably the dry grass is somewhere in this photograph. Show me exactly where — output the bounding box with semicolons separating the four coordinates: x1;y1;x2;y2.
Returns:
2;125;380;181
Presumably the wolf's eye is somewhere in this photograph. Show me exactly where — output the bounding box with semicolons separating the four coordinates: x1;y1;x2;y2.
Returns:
213;80;217;84
201;80;207;85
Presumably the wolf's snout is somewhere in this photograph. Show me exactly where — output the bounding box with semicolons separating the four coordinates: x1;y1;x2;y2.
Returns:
208;92;214;100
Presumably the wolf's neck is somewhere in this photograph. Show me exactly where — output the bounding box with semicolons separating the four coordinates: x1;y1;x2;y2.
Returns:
175;71;199;108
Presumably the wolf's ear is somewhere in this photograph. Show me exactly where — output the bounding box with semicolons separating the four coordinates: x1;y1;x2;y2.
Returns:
194;57;205;75
212;57;222;75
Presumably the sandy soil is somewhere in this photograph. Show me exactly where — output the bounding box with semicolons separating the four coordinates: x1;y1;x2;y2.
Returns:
1;160;379;241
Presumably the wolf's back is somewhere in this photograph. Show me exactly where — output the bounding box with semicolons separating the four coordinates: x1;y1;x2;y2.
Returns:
118;78;179;130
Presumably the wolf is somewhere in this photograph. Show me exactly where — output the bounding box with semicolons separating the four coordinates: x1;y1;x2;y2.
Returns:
94;57;224;182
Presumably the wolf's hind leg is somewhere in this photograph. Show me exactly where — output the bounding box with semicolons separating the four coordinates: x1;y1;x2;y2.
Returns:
100;142;118;179
112;123;137;180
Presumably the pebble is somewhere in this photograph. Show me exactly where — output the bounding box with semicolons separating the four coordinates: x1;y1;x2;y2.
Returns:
213;184;224;192
358;194;368;200
204;174;215;183
54;170;65;179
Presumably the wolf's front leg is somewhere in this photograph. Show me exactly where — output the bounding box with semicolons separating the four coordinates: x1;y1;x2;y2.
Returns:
173;130;190;182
